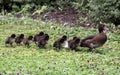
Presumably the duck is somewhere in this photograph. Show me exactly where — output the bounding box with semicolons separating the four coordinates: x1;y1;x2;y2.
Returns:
23;35;33;47
80;24;109;52
68;36;80;50
15;34;24;45
53;35;67;49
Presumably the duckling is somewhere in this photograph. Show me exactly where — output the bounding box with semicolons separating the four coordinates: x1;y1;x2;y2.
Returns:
80;24;109;52
37;34;49;48
53;35;67;49
33;31;44;44
23;35;33;47
5;34;16;47
15;34;24;45
68;36;80;50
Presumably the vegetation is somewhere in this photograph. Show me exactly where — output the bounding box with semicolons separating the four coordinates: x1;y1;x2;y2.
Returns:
0;15;120;75
0;0;120;74
0;0;120;25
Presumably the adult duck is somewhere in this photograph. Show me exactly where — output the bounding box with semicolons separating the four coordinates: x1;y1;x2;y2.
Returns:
80;24;109;51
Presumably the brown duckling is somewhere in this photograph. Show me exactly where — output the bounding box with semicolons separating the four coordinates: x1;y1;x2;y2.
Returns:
23;35;33;47
80;24;109;52
15;34;24;45
33;31;44;44
37;34;49;48
5;34;16;47
53;35;67;49
68;36;81;50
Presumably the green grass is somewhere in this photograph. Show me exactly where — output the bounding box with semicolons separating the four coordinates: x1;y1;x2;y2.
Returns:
0;16;120;75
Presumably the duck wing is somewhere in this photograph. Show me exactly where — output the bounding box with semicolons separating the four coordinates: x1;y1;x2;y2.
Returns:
81;34;96;42
80;34;96;47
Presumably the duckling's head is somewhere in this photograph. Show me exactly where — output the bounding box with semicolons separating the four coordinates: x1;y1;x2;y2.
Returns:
39;31;44;36
11;34;16;38
19;34;24;39
62;35;67;41
28;35;33;40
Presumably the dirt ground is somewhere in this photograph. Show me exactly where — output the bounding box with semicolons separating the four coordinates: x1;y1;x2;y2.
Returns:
14;7;101;28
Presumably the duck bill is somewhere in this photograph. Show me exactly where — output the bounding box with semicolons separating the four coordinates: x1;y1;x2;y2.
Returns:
104;26;109;31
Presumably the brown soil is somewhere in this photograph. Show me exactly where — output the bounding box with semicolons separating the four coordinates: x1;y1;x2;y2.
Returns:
31;7;97;27
14;7;97;28
32;7;79;24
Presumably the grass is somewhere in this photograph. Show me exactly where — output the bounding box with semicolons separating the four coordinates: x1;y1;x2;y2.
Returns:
0;16;120;75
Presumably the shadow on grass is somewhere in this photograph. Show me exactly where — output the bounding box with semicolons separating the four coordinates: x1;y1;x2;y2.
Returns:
74;47;106;55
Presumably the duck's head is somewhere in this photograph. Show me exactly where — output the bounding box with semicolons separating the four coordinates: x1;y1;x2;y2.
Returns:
39;31;44;36
98;24;109;33
28;35;33;40
11;34;16;38
19;34;24;39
